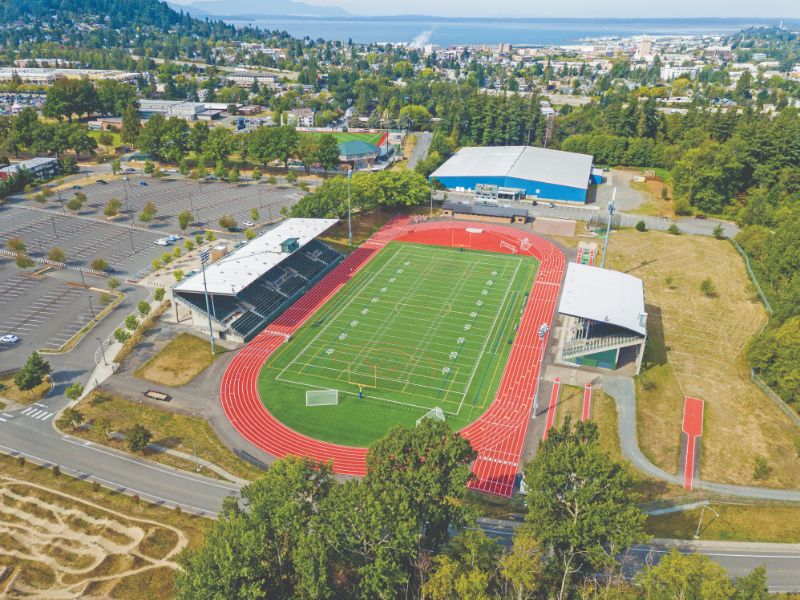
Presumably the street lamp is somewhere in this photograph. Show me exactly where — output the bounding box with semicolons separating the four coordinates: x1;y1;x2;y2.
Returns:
96;336;108;366
199;250;216;356
88;296;96;319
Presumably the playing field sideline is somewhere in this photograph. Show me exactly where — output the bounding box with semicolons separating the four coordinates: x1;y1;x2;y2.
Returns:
301;130;386;146
259;241;539;446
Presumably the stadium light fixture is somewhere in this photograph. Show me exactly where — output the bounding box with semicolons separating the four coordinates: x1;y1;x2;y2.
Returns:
199;249;216;355
600;188;616;269
347;168;353;246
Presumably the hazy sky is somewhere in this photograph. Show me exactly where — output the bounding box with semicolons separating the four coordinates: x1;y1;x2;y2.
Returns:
253;0;799;18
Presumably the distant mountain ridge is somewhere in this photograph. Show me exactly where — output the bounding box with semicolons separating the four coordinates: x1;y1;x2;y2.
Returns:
181;0;348;18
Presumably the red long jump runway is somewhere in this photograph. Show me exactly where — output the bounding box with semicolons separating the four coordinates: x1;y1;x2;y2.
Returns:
681;396;705;490
542;379;561;441
581;384;592;422
220;219;565;496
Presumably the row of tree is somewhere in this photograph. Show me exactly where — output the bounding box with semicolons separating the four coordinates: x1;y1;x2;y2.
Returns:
177;418;773;599
1;108;97;160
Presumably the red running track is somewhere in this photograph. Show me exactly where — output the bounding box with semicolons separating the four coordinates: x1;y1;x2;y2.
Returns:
581;383;592;422
220;219;565;496
542;378;561;442
682;396;705;490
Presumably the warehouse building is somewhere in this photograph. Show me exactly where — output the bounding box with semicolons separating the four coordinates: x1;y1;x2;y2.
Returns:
430;146;596;204
555;263;647;374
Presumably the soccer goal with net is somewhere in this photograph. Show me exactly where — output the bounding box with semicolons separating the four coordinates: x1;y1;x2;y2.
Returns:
306;389;339;407
416;406;445;426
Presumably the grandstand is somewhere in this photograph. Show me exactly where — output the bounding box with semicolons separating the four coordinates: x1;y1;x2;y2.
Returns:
555;262;647;374
172;219;341;342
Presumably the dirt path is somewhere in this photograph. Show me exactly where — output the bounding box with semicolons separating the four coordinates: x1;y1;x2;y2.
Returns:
0;477;188;599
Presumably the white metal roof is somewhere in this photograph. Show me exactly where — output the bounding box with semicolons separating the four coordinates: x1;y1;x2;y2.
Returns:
174;218;338;295
430;146;594;190
558;262;647;336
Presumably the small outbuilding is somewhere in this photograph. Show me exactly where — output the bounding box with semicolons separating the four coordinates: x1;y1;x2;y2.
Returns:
441;201;528;224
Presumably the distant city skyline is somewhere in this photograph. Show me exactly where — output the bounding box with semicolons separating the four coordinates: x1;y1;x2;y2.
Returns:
174;0;799;19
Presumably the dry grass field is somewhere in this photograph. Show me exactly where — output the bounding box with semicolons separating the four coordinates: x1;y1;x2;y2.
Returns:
0;373;51;407
606;230;800;488
0;454;209;600
134;333;222;387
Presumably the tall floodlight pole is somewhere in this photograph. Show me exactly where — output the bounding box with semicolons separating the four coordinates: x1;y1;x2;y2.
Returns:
347;168;353;246
600;188;616;269
199;250;216;355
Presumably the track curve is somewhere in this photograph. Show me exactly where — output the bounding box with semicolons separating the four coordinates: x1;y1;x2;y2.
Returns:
220;218;564;495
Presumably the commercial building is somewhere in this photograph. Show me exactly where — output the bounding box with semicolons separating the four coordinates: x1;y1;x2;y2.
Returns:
430;146;595;204
138;99;223;121
555;263;647;374
172;218;341;343
0;157;60;180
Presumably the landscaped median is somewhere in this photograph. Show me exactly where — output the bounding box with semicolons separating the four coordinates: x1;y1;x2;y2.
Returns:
0;371;52;408
58;390;262;481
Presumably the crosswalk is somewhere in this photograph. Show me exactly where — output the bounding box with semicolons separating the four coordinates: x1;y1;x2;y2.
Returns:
0;403;55;423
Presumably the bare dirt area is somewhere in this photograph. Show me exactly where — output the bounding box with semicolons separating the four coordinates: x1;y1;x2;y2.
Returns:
629;178;675;218
607;231;799;488
0;477;189;599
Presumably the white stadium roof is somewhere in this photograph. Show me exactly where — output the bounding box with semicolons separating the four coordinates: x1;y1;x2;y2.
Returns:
558;263;647;336
174;218;338;295
430;146;594;190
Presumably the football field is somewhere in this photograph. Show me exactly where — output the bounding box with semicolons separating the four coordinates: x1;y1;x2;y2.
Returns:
259;241;539;446
301;131;386;146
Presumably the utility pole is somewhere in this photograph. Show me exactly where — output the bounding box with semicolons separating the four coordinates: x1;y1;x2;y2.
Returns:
199;250;216;355
600;188;616;269
347;168;353;246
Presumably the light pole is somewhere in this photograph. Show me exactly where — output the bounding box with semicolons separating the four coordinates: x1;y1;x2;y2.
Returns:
96;336;108;366
57;190;65;214
347;168;353;246
51;216;57;237
122;176;133;223
199;250;216;356
88;296;96;319
600;188;616;269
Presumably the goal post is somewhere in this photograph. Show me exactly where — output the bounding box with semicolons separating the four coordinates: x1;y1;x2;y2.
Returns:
306;389;339;407
416;406;445;426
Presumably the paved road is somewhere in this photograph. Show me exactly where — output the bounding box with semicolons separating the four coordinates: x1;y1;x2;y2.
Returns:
407;132;433;171
477;518;800;592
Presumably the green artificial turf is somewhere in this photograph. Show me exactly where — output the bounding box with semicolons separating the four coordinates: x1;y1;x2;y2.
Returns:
301;131;385;146
258;241;539;447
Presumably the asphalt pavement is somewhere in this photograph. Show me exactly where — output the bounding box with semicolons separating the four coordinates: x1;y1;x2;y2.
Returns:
407;131;433;171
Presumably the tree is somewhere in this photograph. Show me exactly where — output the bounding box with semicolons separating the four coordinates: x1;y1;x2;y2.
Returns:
424;530;501;600
178;209;193;230
498;527;545;600
366;419;477;552
154;287;165;302
667;223;681;235
143;160;155;174
125;314;139;331
127;423;152;452
297;135;320;172
15;254;34;269
90;258;109;272
66;383;84;402
111;159;122;175
285;170;298;185
104;198;123;217
14;352;51;391
48;247;66;263
97;131;114;152
184;239;195;251
108;277;121;290
139;201;157;222
317;133;341;171
42;78;98;121
636;220;647;232
753;455;772;480
251;208;260;222
227;168;240;184
66;194;85;212
522;418;647;598
205;230;216;242
700;278;717;298
57;407;84;430
138;300;151;317
173;269;185;282
114;328;131;343
151;259;162;271
640;549;736;599
121;103;141;146
7;237;26;252
713;223;726;239
252;168;262;182
219;215;237;230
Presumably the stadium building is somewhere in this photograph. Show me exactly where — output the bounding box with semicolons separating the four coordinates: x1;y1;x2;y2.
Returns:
555;263;647;374
172;219;341;343
430;146;597;203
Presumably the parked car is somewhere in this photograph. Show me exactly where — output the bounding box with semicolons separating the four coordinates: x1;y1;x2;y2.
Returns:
0;334;19;343
243;220;255;228
696;214;707;220
124;167;136;173
96;179;107;185
154;238;171;246
139;181;148;187
166;234;183;242
71;185;81;190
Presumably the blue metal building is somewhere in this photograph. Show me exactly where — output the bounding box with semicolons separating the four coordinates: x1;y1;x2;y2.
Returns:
430;146;595;203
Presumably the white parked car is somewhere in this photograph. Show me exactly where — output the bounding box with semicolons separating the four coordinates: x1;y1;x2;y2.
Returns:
154;238;171;246
243;220;255;228
0;334;19;343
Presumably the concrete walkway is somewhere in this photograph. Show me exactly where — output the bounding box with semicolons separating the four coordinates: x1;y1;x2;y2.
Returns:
603;375;800;502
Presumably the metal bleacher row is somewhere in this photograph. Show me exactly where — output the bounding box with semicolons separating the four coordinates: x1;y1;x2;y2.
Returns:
175;240;342;341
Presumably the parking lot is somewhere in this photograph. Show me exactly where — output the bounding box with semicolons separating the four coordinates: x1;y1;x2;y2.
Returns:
2;176;306;277
41;176;303;233
0;261;109;362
